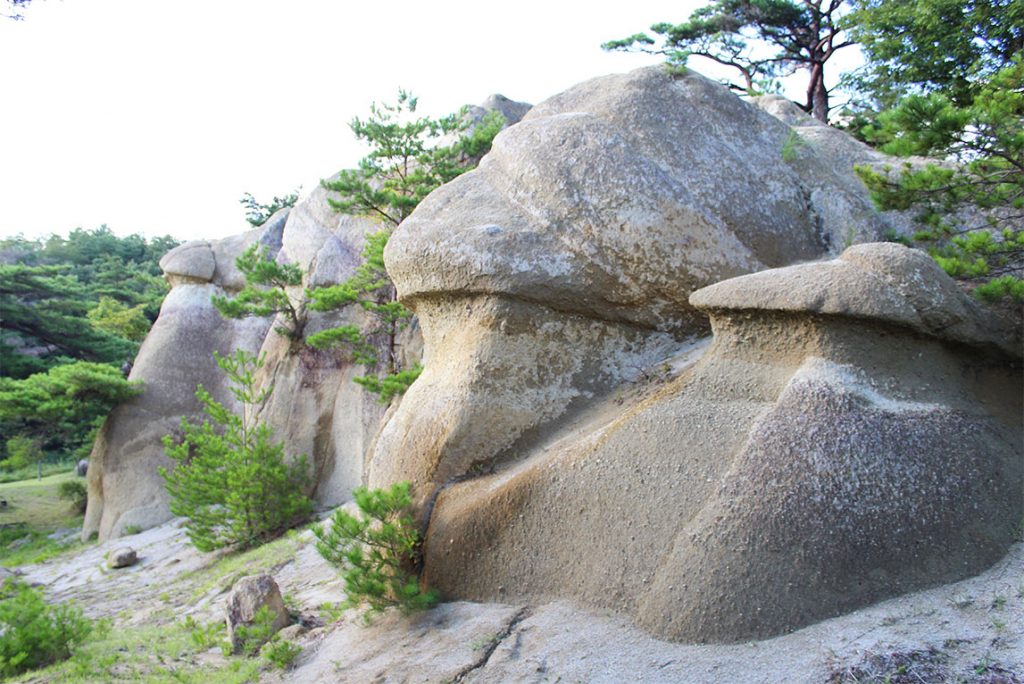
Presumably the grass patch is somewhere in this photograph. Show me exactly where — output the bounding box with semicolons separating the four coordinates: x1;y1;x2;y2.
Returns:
24;618;265;683
0;471;83;529
1;472;90;567
183;529;307;604
0;461;75;485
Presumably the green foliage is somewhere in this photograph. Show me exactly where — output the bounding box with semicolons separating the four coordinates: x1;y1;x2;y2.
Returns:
306;232;417;398
239;189;300;227
320;90;498;227
0;226;176;377
602;0;854;121
847;0;1022;109
353;363;423;404
211;244;306;339
58;479;88;514
0;579;94;678
0;362;141;464
780;129;808;163
227;605;278;657
261;638;301;670
86;296;150;342
2;434;41;472
313;482;438;619
160;349;312;552
854;58;1024;299
0;264;140;374
312;93;501;400
182;615;225;651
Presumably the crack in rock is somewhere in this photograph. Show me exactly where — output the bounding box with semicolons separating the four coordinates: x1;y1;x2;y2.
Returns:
452;606;532;682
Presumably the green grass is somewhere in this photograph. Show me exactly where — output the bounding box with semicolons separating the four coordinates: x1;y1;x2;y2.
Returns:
183;528;308;604
0;461;76;484
1;471;89;567
20;618;266;683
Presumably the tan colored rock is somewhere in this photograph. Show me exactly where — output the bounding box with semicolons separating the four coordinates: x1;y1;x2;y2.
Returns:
225;574;290;654
370;66;894;502
158;241;216;285
419;243;1022;643
83;187;420;541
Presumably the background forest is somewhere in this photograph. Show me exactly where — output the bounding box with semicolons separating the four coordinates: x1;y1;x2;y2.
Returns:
0;228;178;476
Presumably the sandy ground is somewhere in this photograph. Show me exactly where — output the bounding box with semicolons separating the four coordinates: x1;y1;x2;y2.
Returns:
14;517;1023;683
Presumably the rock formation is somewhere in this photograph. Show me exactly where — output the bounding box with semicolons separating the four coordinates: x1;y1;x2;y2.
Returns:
420;242;1022;642
83;97;531;542
369;67;1020;641
369;66;900;503
81;199;398;541
84;65;1022;644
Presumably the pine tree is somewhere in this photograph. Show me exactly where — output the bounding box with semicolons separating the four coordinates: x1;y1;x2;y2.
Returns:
313;482;438;618
311;92;503;400
603;0;855;121
847;0;1023;300
211;244;306;340
160;350;312;552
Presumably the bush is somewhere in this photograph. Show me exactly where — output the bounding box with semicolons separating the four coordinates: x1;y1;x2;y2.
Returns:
160;350;312;552
0;579;93;678
313;482;438;619
58;479;88;514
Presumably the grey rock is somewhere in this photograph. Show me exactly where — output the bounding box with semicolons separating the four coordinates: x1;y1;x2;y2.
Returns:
107;547;137;569
225;574;290;654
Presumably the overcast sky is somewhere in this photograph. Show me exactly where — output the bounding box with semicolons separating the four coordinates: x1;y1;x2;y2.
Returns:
1;0;850;243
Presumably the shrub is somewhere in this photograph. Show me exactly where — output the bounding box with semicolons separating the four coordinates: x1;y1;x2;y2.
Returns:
160;350;312;552
58;479;88;514
262;638;301;670
313;482;438;619
0;579;93;678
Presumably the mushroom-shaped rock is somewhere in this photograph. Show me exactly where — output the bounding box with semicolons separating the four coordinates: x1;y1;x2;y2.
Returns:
691;242;1020;356
420;243;1022;644
369;66;900;504
158;241;216;285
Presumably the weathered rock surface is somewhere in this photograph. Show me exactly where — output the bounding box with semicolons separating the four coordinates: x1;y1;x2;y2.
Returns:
106;547;137;569
84;96;524;542
419;242;1022;643
369;66;899;505
17;517;1024;684
224;574;290;653
83;220;280;541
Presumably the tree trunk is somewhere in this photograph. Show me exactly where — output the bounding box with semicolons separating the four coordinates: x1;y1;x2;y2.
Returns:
807;62;829;122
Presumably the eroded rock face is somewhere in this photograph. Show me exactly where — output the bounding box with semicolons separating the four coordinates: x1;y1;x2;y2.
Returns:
370;66;896;503
83;191;397;542
82;91;526;543
420;243;1022;643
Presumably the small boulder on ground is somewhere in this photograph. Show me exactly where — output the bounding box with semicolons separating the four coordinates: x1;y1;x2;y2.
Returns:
107;547;137;569
225;574;290;654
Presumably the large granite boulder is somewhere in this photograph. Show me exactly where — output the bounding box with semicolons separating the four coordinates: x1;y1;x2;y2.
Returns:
421;243;1022;643
368;66;898;502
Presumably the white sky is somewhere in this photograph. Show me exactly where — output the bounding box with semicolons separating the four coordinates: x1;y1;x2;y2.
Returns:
0;0;856;242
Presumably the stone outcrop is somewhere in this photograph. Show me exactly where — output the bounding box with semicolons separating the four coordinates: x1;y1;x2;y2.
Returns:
83;65;1022;644
419;243;1022;642
83;96;530;543
369;66;900;504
